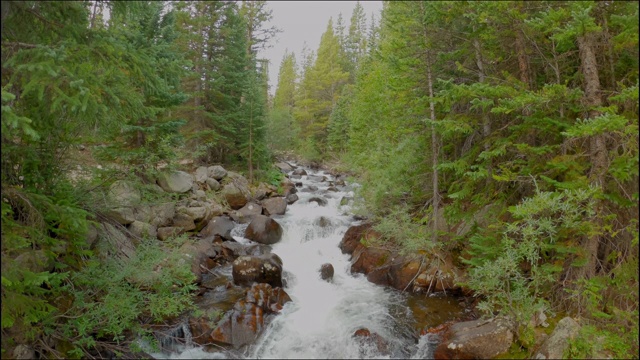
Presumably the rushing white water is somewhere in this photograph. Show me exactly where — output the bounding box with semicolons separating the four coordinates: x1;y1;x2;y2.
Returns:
151;165;436;359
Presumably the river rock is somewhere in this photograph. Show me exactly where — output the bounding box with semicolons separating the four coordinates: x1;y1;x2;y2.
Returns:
275;162;294;173
434;318;514;359
194;166;209;183
300;185;318;192
319;263;334;281
289;174;302;180
207;165;227;180
205;178;220;191
157;226;185;241
199;216;235;241
307;175;326;182
262;197;287;216
533;317;580;360
157;171;193;193
221;182;250;210
171;213;196;231
353;328;390;355
205;283;291;349
232;253;284;287
339;223;374;255
231;202;263;224
128;220;157;239
185;206;208;222
308;197;328;206
292;168;307;176
245;215;283;245
107;180;141;207
286;193;299;204
104;207;136;225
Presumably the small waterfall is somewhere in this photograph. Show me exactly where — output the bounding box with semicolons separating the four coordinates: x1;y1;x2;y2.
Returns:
154;319;192;354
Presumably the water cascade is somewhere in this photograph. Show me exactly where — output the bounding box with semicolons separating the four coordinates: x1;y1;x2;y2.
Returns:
151;165;465;359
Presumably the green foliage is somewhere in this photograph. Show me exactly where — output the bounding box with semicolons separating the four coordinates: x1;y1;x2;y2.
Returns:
466;187;598;325
58;240;196;354
373;205;439;255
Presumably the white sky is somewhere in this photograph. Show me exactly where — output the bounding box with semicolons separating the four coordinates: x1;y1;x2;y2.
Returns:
258;1;383;95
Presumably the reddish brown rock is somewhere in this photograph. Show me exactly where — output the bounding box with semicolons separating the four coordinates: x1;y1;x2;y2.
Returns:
232;253;283;287
319;263;334;281
339;223;375;255
353;327;390;355
434;318;514;359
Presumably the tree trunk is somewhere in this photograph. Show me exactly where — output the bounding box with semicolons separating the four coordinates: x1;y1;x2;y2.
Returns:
473;37;492;186
577;31;606;279
427;50;439;241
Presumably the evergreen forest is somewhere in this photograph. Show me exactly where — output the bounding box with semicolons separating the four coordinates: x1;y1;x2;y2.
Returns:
1;1;638;359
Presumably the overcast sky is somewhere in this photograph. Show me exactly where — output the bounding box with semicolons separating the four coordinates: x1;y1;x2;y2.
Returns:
258;1;383;96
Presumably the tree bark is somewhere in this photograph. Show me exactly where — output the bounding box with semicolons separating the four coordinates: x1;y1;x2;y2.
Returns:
577;31;606;279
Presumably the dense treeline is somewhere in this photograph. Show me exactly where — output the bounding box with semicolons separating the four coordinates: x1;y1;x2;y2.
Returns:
269;1;638;357
1;1;277;357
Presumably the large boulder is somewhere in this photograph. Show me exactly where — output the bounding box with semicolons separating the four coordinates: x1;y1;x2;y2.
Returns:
202;283;291;348
339;223;375;255
199;216;235;241
245;215;283;245
533;317;580;360
221;182;250;210
232;253;284;287
434;318;514;359
292;168;307;176
171;213;196;232
157;171;194;193
261;197;287;216
108;180;141;207
308;197;328;206
134;202;175;227
205;178;220;191
208;165;228;180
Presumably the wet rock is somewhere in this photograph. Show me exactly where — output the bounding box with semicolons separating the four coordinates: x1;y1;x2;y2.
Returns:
308;197;328;206
434;318;514;359
335;178;346;186
533;317;580;360
199;216;235;241
352;247;391;275
292;168;307;176
286;193;299;205
295;182;303;187
206;284;291;349
300;185;318;192
157;170;194;193
280;178;297;198
262;197;287;216
339;223;374;255
353;328;390;355
208;165;228;180
326;186;339;192
319;263;334;281
315;216;332;228
340;196;354;206
232;253;284;287
307;175;326;182
245;215;283;245
289;174;302;180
